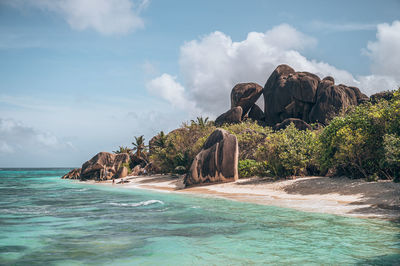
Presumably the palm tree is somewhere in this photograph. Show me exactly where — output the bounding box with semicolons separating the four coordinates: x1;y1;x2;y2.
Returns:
190;116;209;127
153;131;167;149
113;146;131;154
132;135;148;158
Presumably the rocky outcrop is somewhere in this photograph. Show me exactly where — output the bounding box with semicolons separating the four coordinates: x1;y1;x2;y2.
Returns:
263;64;368;126
62;168;81;179
274;118;312;131
309;84;368;124
263;64;320;126
231;83;263;118
184;129;239;187
115;166;128;179
248;104;265;122
80;152;130;181
215;106;243;126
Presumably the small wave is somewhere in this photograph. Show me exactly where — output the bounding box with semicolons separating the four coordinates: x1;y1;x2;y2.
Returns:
74;188;89;192
109;200;164;207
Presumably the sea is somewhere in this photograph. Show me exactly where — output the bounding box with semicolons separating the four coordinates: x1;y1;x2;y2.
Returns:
0;168;399;265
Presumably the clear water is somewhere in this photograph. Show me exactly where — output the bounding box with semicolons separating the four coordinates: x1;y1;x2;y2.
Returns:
0;168;399;265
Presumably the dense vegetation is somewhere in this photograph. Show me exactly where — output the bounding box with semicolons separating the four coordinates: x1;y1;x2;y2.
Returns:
145;89;400;181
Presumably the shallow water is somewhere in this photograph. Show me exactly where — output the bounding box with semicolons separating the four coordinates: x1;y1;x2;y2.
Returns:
0;168;399;265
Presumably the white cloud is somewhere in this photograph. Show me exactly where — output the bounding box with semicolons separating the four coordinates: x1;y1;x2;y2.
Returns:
7;0;149;35
366;20;400;78
150;23;400;117
146;74;198;114
0;118;70;155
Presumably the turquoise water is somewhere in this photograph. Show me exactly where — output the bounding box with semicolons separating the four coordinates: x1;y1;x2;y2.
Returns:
0;169;399;265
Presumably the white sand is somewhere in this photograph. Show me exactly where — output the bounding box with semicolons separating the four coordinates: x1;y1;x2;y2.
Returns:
86;175;400;220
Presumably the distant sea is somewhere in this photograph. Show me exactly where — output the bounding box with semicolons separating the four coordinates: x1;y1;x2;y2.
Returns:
0;168;399;265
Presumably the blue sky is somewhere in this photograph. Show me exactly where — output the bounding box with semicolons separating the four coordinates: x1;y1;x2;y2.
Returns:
0;0;399;167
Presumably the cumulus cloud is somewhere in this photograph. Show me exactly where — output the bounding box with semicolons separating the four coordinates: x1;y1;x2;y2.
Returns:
7;0;149;35
0;118;70;154
146;74;198;114
149;23;400;117
365;20;400;78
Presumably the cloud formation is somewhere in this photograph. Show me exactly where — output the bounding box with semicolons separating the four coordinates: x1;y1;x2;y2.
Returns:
0;118;70;154
148;23;400;117
8;0;149;35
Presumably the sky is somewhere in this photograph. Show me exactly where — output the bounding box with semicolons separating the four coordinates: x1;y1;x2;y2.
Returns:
0;0;400;167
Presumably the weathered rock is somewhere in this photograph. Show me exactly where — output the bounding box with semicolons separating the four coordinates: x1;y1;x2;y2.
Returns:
80;152;130;181
62;168;81;179
308;84;368;124
263;64;321;125
215;106;243;126
370;90;394;104
115;166;128;179
184;129;239;187
132;165;144;176
274;118;312;131
264;65;368;126
231;83;263;118
248;104;265;122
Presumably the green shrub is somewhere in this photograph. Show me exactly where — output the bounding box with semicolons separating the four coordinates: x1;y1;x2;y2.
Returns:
318;88;400;180
255;123;318;177
238;159;269;178
223;121;273;160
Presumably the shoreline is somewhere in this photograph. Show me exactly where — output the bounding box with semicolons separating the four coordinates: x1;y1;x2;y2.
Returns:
82;175;400;220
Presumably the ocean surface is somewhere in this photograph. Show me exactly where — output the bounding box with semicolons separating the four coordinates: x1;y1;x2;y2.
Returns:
0;168;399;265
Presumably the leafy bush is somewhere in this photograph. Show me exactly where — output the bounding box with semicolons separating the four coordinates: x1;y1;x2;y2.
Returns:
255;123;318;177
318;88;400;180
223;121;272;160
238;159;269;178
150;122;216;174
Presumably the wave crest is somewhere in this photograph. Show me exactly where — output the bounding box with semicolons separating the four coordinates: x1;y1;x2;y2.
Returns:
109;200;164;207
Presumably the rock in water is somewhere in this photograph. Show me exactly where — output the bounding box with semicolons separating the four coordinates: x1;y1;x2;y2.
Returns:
215;106;243;126
274;118;312;131
184;129;239;187
80;152;130;181
231;83;263;118
62;168;81;179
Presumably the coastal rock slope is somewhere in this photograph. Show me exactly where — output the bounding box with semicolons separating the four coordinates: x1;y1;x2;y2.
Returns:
184;128;239;187
62;152;130;181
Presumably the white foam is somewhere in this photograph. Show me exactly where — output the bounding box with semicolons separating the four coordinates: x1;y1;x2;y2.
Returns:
109;200;164;207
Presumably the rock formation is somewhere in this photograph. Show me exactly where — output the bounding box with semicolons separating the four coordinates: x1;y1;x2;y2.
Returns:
248;104;265;123
215;106;243;126
62;168;81;179
184;128;239;187
231;83;263;118
263;65;368;125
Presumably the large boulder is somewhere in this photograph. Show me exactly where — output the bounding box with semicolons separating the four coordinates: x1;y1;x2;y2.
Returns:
62;168;81;179
309;83;368;124
274;118;312;131
115;166;128;179
264;65;368;126
263;64;320;126
184;129;239;187
231;83;263;118
248;104;265;122
80;152;130;181
215;106;243;126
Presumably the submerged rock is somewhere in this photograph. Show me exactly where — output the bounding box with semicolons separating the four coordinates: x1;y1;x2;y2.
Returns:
184;128;239;187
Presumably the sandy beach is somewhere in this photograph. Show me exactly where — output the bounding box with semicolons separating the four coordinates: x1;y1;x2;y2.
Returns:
87;175;400;220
